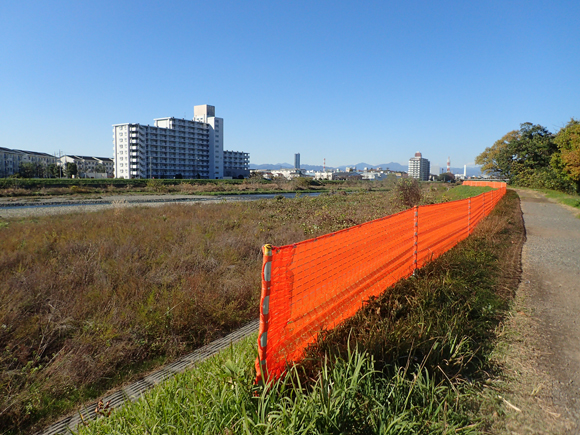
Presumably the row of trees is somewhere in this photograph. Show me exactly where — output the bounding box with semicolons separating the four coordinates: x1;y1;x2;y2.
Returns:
15;162;107;178
16;162;76;178
476;120;580;193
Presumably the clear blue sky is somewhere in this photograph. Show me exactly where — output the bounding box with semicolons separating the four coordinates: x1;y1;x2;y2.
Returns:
1;0;578;169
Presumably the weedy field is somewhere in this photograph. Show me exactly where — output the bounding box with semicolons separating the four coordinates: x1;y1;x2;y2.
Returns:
0;180;456;434
75;189;524;435
0;177;396;198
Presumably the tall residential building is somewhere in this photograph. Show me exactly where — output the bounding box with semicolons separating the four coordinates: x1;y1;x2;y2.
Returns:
113;105;249;179
408;152;430;181
294;153;300;169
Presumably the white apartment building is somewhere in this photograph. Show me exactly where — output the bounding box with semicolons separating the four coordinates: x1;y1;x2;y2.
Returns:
408;152;430;181
223;151;250;178
0;147;20;178
0;147;59;178
113;105;249;179
60;155;114;178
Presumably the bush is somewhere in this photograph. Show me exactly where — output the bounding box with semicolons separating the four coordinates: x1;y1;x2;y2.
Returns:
394;178;422;208
292;177;313;190
513;167;577;193
146;178;166;192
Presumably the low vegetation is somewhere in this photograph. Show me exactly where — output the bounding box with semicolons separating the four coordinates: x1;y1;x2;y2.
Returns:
0;177;397;198
535;188;580;211
76;189;524;434
0;180;456;434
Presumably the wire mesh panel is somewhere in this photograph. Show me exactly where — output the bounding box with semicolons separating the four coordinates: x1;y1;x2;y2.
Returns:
256;182;506;382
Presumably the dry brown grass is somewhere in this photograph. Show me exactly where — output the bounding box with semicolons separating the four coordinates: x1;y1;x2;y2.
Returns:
0;189;417;433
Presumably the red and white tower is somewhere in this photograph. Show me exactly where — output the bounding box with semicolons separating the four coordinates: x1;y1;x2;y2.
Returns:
447;156;451;173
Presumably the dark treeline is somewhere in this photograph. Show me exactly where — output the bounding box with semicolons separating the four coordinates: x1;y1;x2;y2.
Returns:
476;119;580;193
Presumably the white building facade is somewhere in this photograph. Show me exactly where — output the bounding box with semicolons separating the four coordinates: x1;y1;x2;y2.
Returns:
223;151;250;178
0;147;59;178
60;155;114;178
408;152;430;181
113;105;248;179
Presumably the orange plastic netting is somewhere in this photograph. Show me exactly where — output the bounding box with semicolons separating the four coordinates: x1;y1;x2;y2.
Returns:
256;181;506;382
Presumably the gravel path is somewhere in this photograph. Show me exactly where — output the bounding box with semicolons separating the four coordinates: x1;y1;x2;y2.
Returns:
505;190;580;433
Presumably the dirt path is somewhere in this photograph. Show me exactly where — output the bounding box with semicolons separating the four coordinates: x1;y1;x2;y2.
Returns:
498;190;580;434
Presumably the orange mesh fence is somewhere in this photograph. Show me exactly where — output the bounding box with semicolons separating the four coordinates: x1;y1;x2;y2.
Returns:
256;181;506;382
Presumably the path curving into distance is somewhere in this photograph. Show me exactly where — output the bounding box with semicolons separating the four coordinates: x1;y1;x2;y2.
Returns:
504;190;580;434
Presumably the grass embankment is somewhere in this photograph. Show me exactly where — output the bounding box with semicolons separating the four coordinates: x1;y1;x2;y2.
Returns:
0;182;452;434
76;189;525;434
440;184;493;201
537;188;580;210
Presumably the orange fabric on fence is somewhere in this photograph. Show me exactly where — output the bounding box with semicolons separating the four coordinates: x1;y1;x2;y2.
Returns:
256;181;506;382
416;199;470;269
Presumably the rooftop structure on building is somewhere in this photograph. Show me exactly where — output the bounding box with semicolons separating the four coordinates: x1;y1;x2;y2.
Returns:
113;105;249;179
408;152;430;181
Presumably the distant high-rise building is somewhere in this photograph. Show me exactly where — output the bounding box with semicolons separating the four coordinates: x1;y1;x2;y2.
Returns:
113;105;249;179
408;152;430;181
294;153;300;169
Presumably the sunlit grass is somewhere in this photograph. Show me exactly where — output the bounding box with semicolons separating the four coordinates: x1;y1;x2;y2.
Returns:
539;188;580;209
76;190;523;435
0;184;491;434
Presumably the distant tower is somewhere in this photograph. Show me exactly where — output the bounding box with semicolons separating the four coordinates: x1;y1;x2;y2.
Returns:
447;157;451;173
463;165;467;177
295;153;300;169
323;158;326;172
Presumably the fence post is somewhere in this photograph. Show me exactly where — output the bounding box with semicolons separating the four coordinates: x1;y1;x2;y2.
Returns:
413;205;419;272
256;244;273;384
468;197;471;235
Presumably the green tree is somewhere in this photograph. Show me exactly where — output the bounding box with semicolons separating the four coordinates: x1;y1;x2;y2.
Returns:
552;119;580;192
18;162;36;178
437;172;455;182
475;130;520;178
510;123;557;179
64;162;78;178
47;163;60;178
476;123;557;184
94;164;107;173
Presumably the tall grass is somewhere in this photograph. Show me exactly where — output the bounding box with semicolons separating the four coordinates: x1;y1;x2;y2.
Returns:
0;184;491;433
77;335;478;435
0;188;417;434
76;190;524;434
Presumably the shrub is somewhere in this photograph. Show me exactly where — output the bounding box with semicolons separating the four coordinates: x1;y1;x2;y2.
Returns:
292;177;312;190
394;178;422;208
146;178;166;192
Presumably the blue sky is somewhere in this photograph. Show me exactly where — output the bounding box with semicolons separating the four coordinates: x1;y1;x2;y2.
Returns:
1;0;578;169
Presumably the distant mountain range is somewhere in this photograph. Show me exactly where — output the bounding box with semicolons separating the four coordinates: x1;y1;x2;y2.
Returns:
250;162;483;176
250;162;409;172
